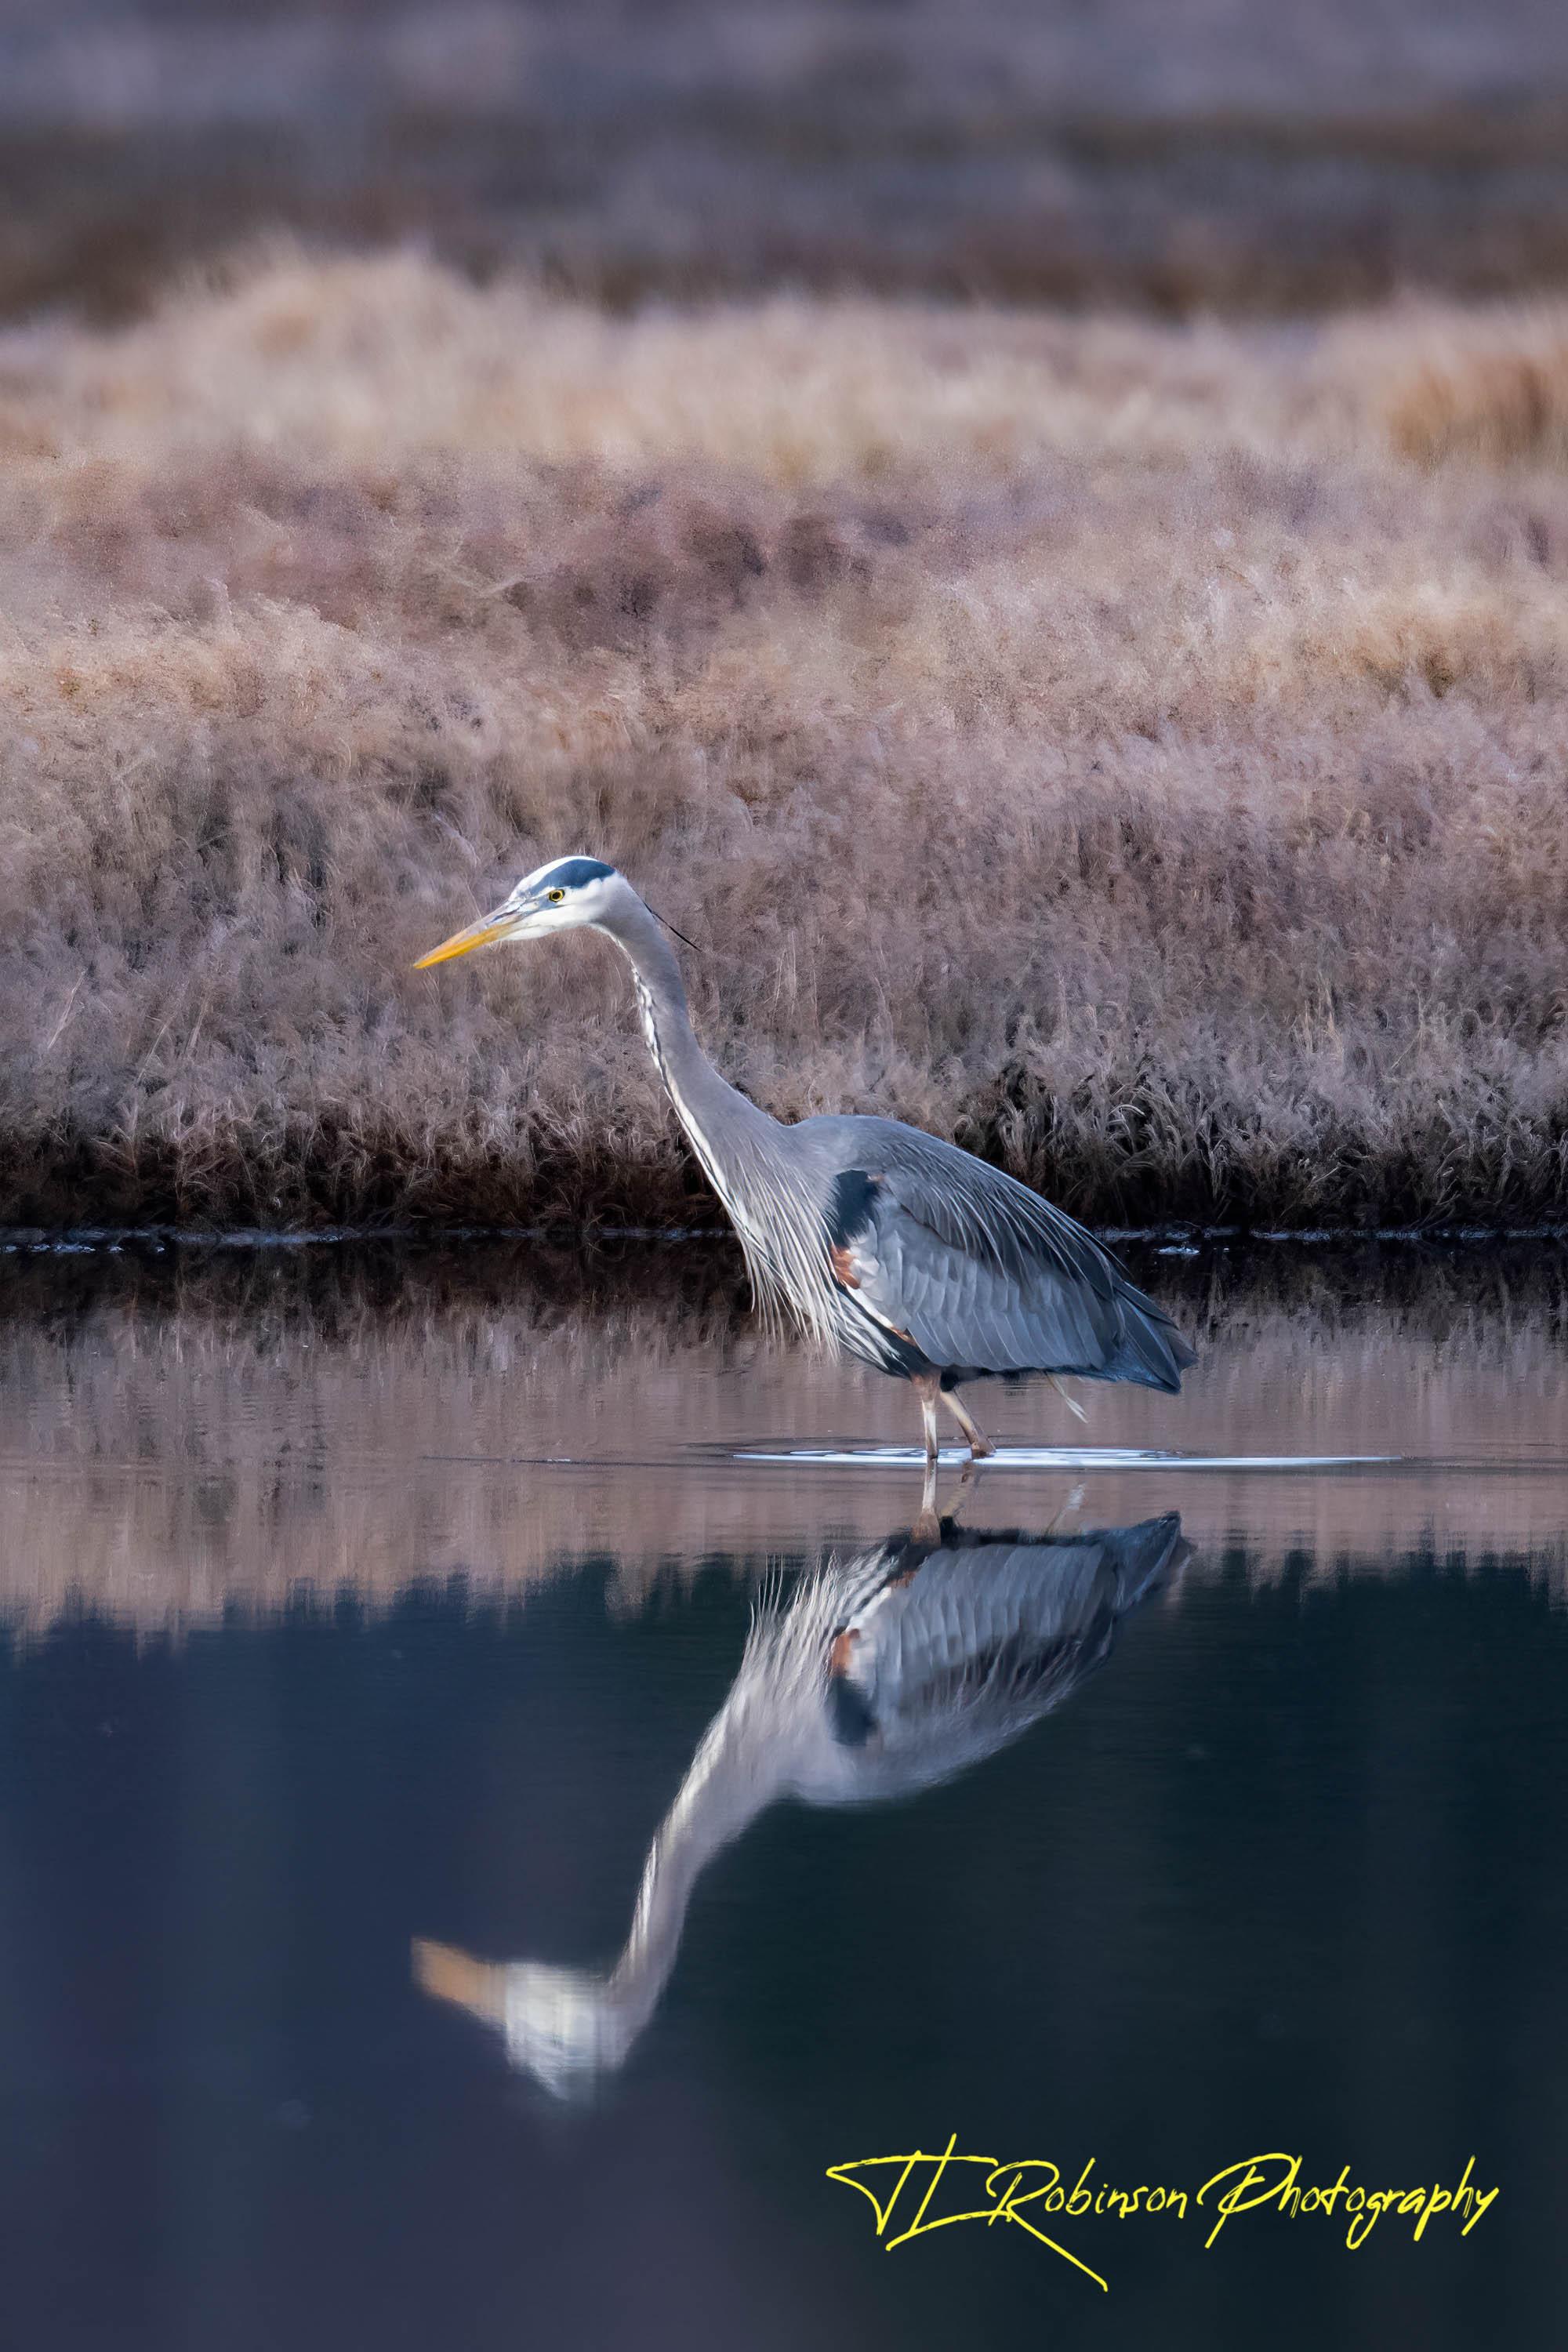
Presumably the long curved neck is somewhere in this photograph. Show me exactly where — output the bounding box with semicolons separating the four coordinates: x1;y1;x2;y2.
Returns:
594;887;840;1350
604;1700;782;2040
593;895;778;1178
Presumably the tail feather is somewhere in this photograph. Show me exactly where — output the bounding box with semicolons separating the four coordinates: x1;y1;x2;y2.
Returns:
1107;1508;1191;1608
1105;1281;1198;1393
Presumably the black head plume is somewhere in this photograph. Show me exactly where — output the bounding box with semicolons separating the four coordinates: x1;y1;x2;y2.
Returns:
644;897;703;954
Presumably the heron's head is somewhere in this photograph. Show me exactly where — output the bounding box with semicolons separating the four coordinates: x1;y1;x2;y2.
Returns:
412;855;631;969
412;1938;634;2102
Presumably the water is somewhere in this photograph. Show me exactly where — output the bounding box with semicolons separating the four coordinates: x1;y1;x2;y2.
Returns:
0;1243;1564;2348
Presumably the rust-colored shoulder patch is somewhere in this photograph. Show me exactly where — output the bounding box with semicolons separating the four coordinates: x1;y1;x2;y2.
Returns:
829;1244;860;1288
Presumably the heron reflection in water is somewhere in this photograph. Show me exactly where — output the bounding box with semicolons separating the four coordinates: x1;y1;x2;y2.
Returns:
413;1501;1188;2096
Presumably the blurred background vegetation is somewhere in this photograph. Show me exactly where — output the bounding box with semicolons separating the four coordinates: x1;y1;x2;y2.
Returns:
9;0;1568;320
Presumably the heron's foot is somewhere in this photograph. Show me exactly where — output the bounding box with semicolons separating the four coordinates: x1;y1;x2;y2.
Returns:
940;1388;995;1459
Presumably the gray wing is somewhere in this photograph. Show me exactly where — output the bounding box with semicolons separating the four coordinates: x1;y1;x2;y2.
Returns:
822;1512;1186;1784
811;1118;1193;1387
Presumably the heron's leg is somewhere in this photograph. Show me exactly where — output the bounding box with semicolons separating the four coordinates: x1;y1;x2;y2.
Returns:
1042;1482;1086;1534
942;1388;996;1461
912;1453;942;1545
912;1371;942;1463
909;1374;946;1537
949;1455;986;1517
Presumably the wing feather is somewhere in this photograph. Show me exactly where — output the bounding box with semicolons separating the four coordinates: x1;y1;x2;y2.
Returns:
822;1131;1192;1388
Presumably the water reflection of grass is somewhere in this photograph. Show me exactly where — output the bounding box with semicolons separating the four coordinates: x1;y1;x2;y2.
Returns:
0;1245;1562;1628
4;252;1568;1228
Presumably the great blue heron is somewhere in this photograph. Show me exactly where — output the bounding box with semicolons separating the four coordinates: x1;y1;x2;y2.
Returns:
413;1505;1188;2095
416;858;1195;1457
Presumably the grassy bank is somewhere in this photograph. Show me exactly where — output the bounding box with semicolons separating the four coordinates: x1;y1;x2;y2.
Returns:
3;252;1568;1229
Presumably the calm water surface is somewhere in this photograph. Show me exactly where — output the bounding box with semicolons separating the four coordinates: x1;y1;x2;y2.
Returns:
0;1243;1564;2350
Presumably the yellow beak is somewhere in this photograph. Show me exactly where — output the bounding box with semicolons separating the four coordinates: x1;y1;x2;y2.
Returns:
412;913;513;970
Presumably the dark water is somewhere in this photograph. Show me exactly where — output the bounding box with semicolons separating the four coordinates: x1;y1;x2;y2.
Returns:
0;1247;1564;2349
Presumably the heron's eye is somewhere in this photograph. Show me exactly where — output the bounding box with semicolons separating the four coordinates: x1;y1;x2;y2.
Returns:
546;887;566;904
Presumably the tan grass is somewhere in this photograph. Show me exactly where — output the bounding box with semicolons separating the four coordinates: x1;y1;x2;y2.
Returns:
2;252;1567;1228
1374;303;1568;468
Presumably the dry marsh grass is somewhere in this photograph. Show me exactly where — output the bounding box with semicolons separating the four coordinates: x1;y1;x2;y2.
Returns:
3;252;1568;1228
1379;308;1568;470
